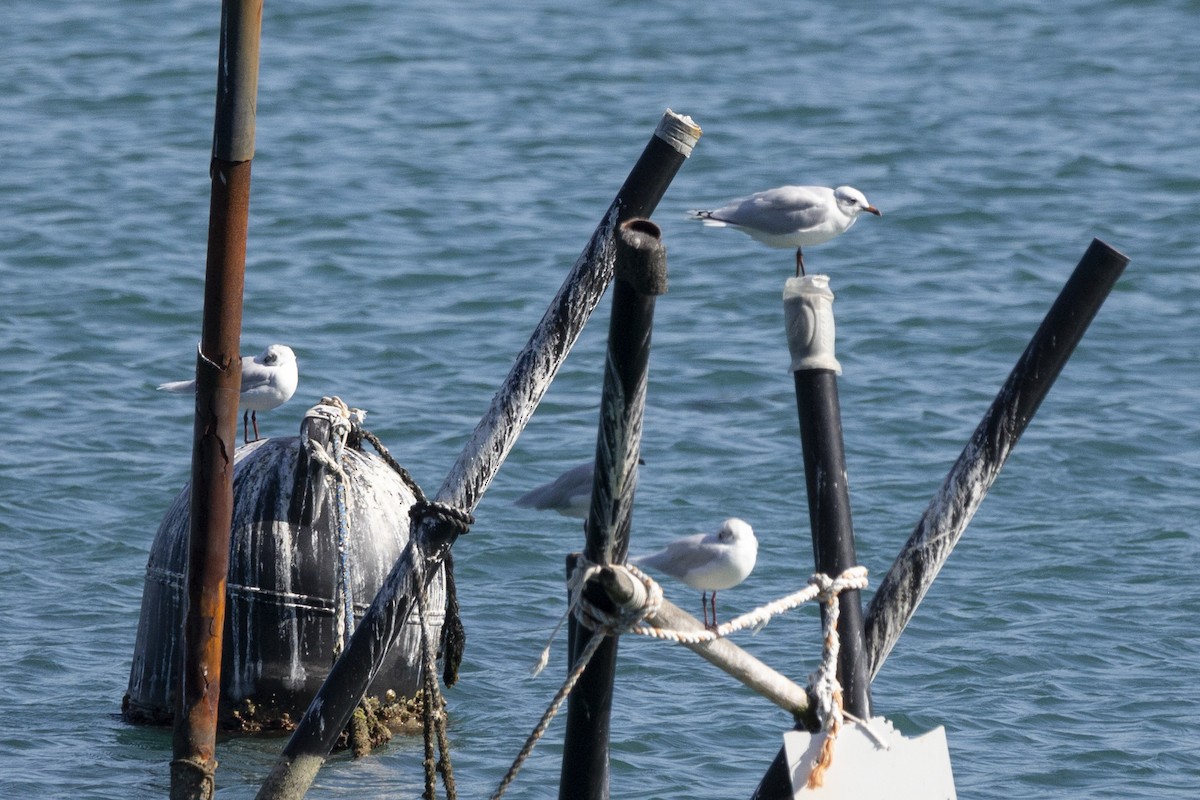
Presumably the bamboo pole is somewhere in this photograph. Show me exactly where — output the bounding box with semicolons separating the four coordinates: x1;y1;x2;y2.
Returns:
256;111;701;800
171;2;262;798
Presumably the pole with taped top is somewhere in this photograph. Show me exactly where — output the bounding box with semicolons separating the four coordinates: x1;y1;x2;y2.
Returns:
750;274;870;800
172;2;262;799
256;110;701;800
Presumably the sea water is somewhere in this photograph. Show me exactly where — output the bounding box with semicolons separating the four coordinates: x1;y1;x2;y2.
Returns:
2;1;1198;797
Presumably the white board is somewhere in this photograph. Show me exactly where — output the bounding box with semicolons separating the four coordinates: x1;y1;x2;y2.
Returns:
784;716;956;799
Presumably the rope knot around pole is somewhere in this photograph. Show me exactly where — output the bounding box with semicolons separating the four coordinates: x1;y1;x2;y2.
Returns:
494;560;662;800
570;560;664;635
409;500;475;538
497;564;868;800
804;566;868;789
170;755;216;799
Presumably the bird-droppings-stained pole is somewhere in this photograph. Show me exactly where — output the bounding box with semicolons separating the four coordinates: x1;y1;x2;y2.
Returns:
255;110;701;800
863;238;1130;679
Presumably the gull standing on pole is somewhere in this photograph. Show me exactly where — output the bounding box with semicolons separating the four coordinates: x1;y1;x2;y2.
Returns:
688;185;881;276
158;343;298;443
630;518;758;629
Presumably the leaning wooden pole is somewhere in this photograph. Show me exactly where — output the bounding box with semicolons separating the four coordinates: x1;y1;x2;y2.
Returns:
171;2;262;799
863;238;1129;679
256;111;701;800
559;219;667;800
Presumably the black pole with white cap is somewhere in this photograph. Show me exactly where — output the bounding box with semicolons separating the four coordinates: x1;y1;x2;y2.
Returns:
751;274;871;800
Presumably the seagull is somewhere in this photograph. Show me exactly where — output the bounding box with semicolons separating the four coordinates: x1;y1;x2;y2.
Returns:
158;344;298;443
514;458;646;519
688;185;881;276
630;518;758;629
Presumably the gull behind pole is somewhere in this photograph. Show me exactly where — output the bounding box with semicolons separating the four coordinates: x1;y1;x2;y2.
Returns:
172;2;262;798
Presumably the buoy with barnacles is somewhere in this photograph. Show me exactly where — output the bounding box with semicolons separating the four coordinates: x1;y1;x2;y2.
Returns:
123;399;449;738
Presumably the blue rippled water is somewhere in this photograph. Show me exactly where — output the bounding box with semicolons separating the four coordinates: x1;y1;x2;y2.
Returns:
2;1;1198;797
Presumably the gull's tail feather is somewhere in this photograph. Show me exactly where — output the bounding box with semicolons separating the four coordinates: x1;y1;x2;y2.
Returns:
157;379;195;394
686;209;730;228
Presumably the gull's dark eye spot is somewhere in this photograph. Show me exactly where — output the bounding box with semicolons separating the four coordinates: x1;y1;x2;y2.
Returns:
263;353;277;365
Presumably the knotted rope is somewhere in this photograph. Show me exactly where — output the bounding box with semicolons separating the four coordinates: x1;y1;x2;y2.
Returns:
492;558;663;800
805;570;865;788
302;397;472;766
301;400;357;652
627;565;868;646
495;561;867;799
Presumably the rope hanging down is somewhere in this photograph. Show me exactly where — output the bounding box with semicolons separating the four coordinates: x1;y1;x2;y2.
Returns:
416;556;457;800
806;571;855;789
495;560;868;800
302;397;474;767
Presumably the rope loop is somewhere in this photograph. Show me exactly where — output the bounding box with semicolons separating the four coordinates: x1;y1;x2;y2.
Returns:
410;500;475;538
569;560;663;635
804;566;868;789
494;560;661;800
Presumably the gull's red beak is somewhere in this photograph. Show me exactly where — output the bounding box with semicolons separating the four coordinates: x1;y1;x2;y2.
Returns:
866;205;882;216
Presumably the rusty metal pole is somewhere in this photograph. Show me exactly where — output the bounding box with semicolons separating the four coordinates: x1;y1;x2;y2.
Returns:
170;2;262;798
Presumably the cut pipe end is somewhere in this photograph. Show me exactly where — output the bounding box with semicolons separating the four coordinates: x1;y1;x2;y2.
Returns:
615;218;668;296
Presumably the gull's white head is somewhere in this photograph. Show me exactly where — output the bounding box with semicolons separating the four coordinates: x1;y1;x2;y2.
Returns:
834;186;882;219
716;517;756;547
256;344;296;369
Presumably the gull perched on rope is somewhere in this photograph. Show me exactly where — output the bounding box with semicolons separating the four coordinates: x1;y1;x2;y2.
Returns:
688;185;881;276
158;343;298;443
630;518;758;629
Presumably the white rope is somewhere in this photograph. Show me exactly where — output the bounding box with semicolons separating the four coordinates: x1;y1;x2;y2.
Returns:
629;565;868;644
805;570;861;788
498;558;663;799
499;561;868;800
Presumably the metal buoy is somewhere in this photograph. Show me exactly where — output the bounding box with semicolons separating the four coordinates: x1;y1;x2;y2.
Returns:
124;400;443;732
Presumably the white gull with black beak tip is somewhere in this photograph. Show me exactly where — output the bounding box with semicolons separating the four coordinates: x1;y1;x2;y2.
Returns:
158;344;298;443
630;518;758;629
688;184;881;276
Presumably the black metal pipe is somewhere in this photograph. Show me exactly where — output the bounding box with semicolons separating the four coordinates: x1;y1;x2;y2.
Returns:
559;219;667;800
794;369;872;717
863;238;1129;679
749;275;868;800
256;112;700;800
171;3;261;799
